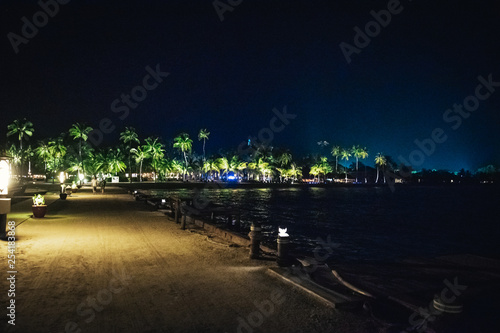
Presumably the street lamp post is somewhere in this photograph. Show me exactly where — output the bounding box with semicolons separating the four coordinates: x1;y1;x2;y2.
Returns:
0;157;11;239
59;172;67;200
59;172;65;193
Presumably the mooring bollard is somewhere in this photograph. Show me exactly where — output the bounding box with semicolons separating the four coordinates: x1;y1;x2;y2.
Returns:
174;199;180;224
181;211;187;230
248;222;262;259
277;228;291;266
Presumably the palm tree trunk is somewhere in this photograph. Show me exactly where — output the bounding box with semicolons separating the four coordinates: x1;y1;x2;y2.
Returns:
376;167;379;183
140;160;143;182
19;139;24;177
203;139;206;162
128;153;132;183
356;158;359;182
183;152;188;181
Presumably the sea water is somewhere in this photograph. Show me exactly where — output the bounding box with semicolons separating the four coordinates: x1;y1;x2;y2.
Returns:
146;185;500;263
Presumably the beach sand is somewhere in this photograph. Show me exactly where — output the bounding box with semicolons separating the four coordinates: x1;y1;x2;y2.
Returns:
1;186;375;333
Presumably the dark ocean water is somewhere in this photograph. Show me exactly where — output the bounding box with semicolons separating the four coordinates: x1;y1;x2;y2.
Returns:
146;185;500;263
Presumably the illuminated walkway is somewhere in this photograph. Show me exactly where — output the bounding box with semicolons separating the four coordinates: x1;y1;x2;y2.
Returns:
1;186;371;333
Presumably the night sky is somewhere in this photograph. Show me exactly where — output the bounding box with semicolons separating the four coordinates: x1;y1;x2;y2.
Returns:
1;0;499;171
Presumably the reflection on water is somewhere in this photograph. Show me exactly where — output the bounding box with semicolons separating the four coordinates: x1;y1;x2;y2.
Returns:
148;185;500;262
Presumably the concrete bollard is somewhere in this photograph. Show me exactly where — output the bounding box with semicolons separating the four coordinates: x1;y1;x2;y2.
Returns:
248;223;262;259
277;235;291;266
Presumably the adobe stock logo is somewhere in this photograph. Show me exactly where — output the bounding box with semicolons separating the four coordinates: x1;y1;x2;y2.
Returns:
237;106;296;158
397;74;499;171
88;63;169;147
7;0;71;54
339;0;408;64
213;0;243;22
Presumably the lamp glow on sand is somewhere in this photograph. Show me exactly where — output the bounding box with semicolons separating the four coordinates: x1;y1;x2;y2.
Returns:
278;228;289;237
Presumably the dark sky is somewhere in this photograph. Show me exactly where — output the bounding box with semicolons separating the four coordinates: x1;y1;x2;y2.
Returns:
1;0;499;171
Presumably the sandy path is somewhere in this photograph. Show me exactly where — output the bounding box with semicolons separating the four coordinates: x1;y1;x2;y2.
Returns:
1;186;374;333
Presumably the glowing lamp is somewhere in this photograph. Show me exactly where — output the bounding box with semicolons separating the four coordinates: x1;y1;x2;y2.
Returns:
79;173;84;181
161;199;166;205
59;172;66;184
0;158;10;196
278;228;289;237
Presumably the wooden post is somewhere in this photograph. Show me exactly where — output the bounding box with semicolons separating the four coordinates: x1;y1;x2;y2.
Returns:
181;206;187;230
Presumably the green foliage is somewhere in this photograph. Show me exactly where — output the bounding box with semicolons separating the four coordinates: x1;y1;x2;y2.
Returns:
32;194;45;206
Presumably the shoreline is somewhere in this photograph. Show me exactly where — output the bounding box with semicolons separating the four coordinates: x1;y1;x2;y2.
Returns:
115;180;497;191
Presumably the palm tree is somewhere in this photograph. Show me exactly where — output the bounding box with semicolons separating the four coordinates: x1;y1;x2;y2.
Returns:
289;163;302;183
119;127;140;182
7;144;22;177
198;129;210;162
320;157;332;182
358;148;369;183
206;158;220;179
106;148;126;176
216;157;229;179
83;151;103;178
256;158;271;182
341;149;351;182
331;145;341;173
173;133;193;181
69;123;92;164
228;155;245;180
276;151;292;167
375;153;387;184
247;161;257;181
236;161;247;180
309;165;320;182
247;158;268;182
202;160;212;180
7;118;34;151
143;137;165;182
35;140;51;173
25;145;34;176
351;145;364;182
7;118;34;176
311;157;332;183
48;137;67;183
130;146;149;182
169;158;184;180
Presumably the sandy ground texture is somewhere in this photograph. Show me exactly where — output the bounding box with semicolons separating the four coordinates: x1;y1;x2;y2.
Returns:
0;186;378;333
